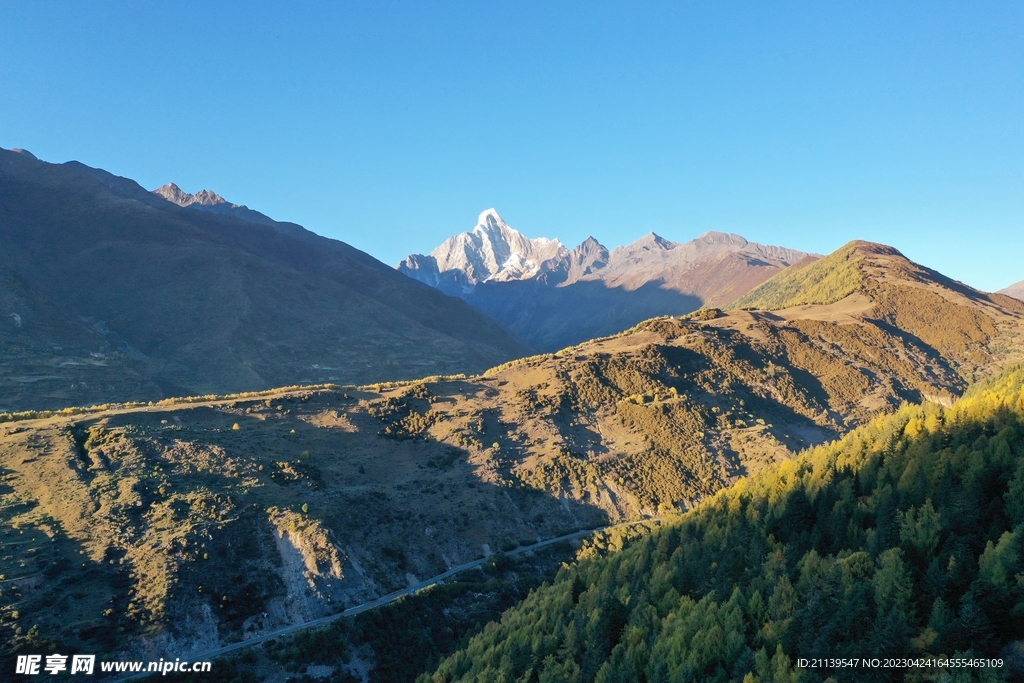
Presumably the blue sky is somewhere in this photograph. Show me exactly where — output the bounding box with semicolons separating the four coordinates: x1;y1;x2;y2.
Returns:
2;2;1022;290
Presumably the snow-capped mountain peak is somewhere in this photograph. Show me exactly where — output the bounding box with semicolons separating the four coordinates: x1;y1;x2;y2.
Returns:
400;209;567;294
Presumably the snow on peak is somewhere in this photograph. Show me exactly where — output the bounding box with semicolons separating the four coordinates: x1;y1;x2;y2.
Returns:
413;210;568;287
398;214;811;298
477;208;503;225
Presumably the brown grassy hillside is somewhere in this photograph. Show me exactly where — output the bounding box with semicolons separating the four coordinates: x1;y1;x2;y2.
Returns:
2;241;1022;664
1000;278;1024;301
0;386;608;663
734;240;1024;377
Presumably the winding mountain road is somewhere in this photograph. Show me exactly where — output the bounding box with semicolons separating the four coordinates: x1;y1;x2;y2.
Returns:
114;518;662;681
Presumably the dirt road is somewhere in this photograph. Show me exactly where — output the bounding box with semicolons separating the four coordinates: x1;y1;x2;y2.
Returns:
113;517;661;681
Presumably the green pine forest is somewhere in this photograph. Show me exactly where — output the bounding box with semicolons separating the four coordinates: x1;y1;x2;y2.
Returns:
422;366;1024;683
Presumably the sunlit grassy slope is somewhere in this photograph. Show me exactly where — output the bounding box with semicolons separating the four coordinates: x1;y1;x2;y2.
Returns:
730;242;868;310
424;366;1024;683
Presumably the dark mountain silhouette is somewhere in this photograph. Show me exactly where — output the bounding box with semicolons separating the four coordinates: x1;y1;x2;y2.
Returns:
0;148;532;411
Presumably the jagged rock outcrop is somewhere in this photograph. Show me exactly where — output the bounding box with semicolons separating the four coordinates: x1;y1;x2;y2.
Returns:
154;182;228;207
153;182;279;227
536;236;611;286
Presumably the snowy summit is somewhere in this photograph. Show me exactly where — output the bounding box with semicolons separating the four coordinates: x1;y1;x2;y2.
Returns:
398;209;567;294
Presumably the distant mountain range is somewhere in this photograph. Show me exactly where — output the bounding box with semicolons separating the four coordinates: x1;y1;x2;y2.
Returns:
0;148;531;411
399;209;812;350
1000;279;1024;301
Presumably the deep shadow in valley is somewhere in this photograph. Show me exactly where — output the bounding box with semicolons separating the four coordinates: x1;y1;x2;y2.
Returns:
467;278;704;351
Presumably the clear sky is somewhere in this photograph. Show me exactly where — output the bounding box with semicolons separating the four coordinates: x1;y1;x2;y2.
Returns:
2;2;1022;290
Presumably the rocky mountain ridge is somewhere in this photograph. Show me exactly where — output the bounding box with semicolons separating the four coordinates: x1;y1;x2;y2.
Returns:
399;210;812;350
154;182;229;207
400;211;810;293
152;181;282;227
399;209;568;295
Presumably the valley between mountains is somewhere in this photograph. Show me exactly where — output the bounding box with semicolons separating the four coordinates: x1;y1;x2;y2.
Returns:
3;148;1024;682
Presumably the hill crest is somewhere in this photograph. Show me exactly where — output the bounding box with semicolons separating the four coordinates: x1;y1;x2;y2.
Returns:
1000;279;1024;302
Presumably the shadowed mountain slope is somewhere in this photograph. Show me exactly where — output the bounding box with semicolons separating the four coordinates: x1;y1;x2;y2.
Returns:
399;211;810;351
0;148;532;411
0;263;158;411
